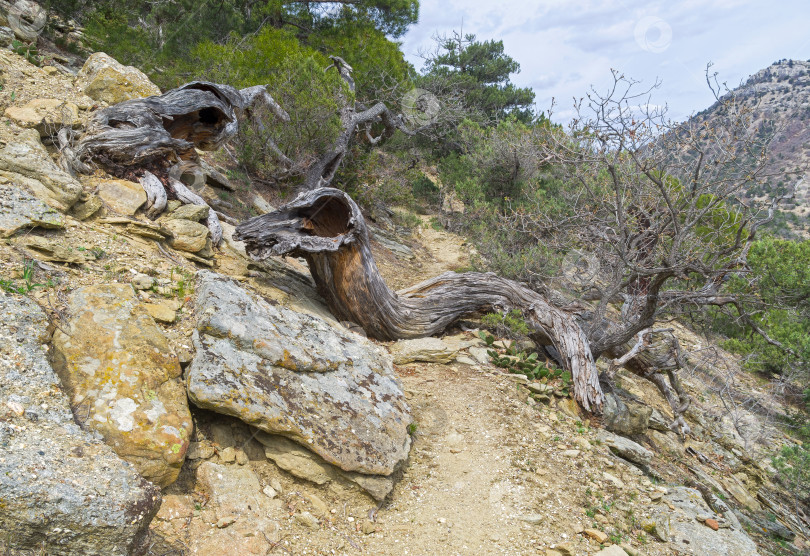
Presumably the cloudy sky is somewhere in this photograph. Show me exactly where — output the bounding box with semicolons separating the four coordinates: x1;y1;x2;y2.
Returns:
400;0;810;122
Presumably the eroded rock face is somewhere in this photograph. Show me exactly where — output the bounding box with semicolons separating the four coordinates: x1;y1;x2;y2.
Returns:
0;128;82;211
0;293;161;555
51;284;192;487
187;271;412;476
76;52;161;105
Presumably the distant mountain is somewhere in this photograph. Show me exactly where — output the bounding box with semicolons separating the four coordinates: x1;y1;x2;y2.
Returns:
689;59;810;237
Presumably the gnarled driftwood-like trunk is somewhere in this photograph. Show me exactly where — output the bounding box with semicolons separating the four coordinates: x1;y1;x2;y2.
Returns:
235;187;604;412
62;81;289;245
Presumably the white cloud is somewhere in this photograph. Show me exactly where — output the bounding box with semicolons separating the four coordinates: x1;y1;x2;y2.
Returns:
403;0;810;122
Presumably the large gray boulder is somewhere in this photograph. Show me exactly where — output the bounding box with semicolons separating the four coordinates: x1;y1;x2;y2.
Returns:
644;487;759;555
0;293;161;555
187;271;412;476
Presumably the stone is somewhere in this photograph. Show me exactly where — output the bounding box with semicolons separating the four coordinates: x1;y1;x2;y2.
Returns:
597;430;653;466
4;98;81;137
15;234;94;264
51;284;193;487
722;478;762;511
219;446;236;463
295;511;319;529
646;487;760;554
143;301;176;323
361;520;377;534
187;441;216;460
152;492;278;555
0;25;13;46
595;547;628;556
131;272;155;290
0;293;161;555
649;429;684;457
76;52;161;105
389;336;458;364
3;0;46;41
196;461;280;521
705;518;720;531
0;183;63;237
70;194;103;220
163;218;210;253
468;346;492;365
94;177;147;216
235;449;249;465
602;392;651;435
518;514;544;524
262;485;278;499
306;493;329;515
455;355;478;366
603;471;626;488
168;203;209;222
583;528;609;543
216;516;237;528
187;271;412;476
648;408;671;431
257;432;396;501
0;128;82;211
251;194;275;214
200;159;234;191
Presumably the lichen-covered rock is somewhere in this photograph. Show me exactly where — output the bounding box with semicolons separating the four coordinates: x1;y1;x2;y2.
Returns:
389;336;458;364
0;183;63;237
76;52;161;105
0;128;82;211
4;98;80;137
645;487;759;554
51;284;193;487
0;293;161;555
187;271;412;476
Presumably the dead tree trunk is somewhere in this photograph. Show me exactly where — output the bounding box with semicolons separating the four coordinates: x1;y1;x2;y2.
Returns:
235;187;605;413
62;81;289;244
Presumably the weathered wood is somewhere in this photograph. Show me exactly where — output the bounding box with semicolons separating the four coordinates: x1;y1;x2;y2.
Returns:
235;187;604;412
140;171;167;219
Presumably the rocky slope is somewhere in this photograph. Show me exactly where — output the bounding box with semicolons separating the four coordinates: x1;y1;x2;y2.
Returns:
0;6;807;555
690;59;810;236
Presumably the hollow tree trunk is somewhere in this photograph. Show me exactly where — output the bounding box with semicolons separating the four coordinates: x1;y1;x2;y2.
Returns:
235;187;604;413
63;81;289;245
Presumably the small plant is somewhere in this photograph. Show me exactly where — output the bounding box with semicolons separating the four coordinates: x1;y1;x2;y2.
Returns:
481;309;530;338
407;422;418;435
11;39;43;66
